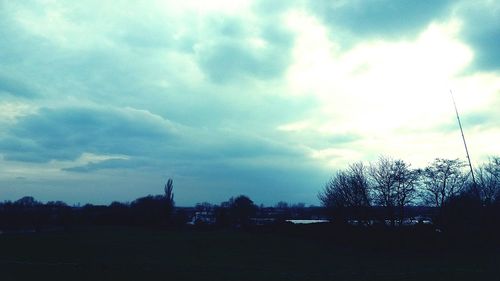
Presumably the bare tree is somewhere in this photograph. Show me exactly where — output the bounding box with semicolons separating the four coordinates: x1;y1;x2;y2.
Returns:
369;157;420;225
422;158;468;208
476;156;500;205
370;157;398;225
319;162;371;223
392;160;421;224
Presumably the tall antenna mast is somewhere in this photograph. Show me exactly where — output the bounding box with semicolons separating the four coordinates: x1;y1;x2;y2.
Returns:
450;90;477;193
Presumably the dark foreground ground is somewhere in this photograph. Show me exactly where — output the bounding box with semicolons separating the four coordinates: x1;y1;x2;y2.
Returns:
0;224;499;281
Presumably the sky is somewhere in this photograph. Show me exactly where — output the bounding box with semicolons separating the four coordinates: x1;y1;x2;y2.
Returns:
0;0;499;206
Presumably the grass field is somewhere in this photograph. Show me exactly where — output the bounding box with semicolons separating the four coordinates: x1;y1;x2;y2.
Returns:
0;225;498;280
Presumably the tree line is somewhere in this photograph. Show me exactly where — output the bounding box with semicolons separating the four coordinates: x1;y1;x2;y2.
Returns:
0;179;176;230
0;178;308;230
318;156;500;230
1;156;499;232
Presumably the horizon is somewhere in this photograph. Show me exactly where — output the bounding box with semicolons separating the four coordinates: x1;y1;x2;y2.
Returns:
1;0;499;206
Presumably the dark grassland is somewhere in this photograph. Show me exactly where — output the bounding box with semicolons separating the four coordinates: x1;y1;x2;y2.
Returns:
0;224;499;281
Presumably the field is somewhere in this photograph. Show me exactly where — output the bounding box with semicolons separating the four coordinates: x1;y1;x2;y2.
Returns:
0;225;498;281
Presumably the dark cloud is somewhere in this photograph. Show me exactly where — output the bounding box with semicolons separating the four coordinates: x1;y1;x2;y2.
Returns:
209;132;303;159
196;16;293;83
458;2;500;72
0;136;54;163
0;75;39;98
309;0;453;41
198;42;289;83
0;102;307;175
0;106;178;163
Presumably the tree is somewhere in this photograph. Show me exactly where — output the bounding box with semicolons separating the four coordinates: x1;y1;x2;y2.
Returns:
369;157;420;226
229;195;257;226
369;157;399;225
130;195;166;225
214;201;232;226
273;201;291;221
291;203;307;219
319;162;371;223
476;156;500;205
164;178;175;220
392;159;421;225
14;196;40;208
215;195;257;227
422;158;468;208
275;201;289;209
128;179;175;225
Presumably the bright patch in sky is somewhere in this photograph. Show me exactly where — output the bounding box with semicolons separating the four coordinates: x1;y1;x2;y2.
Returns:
0;0;499;206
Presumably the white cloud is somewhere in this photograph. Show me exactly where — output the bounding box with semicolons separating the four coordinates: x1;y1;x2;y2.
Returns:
0;102;37;125
281;10;500;170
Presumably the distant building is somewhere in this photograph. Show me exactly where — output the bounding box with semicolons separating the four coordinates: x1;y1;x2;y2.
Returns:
190;211;216;225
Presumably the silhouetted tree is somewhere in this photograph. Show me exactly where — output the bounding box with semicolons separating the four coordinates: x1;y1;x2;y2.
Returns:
476;156;500;205
467;156;500;231
441;190;482;231
214;195;258;227
215;201;232;226
291;203;307;219
12;196;42;229
44;201;72;228
370;157;399;225
229;195;257;226
131;195;166;225
108;201;131;225
319;162;371;224
392;160;421;225
275;201;289;209
164;178;175;221
273;201;291;222
422;158;468;209
14;196;40;208
370;157;420;225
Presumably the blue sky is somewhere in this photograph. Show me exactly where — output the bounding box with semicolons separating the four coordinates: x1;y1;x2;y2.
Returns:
1;0;499;206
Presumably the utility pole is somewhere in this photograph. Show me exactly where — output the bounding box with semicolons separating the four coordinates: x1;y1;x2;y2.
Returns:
450;90;478;195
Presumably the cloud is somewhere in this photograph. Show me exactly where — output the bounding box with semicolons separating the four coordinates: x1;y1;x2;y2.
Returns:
457;1;500;72
308;0;454;42
195;17;293;83
197;40;285;83
0;0;499;205
328;133;362;145
0;106;179;163
62;158;136;173
0;75;38;98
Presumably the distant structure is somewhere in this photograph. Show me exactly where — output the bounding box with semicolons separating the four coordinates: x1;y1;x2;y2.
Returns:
450;90;478;195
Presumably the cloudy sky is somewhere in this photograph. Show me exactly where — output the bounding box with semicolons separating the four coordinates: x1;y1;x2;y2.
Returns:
1;0;499;206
